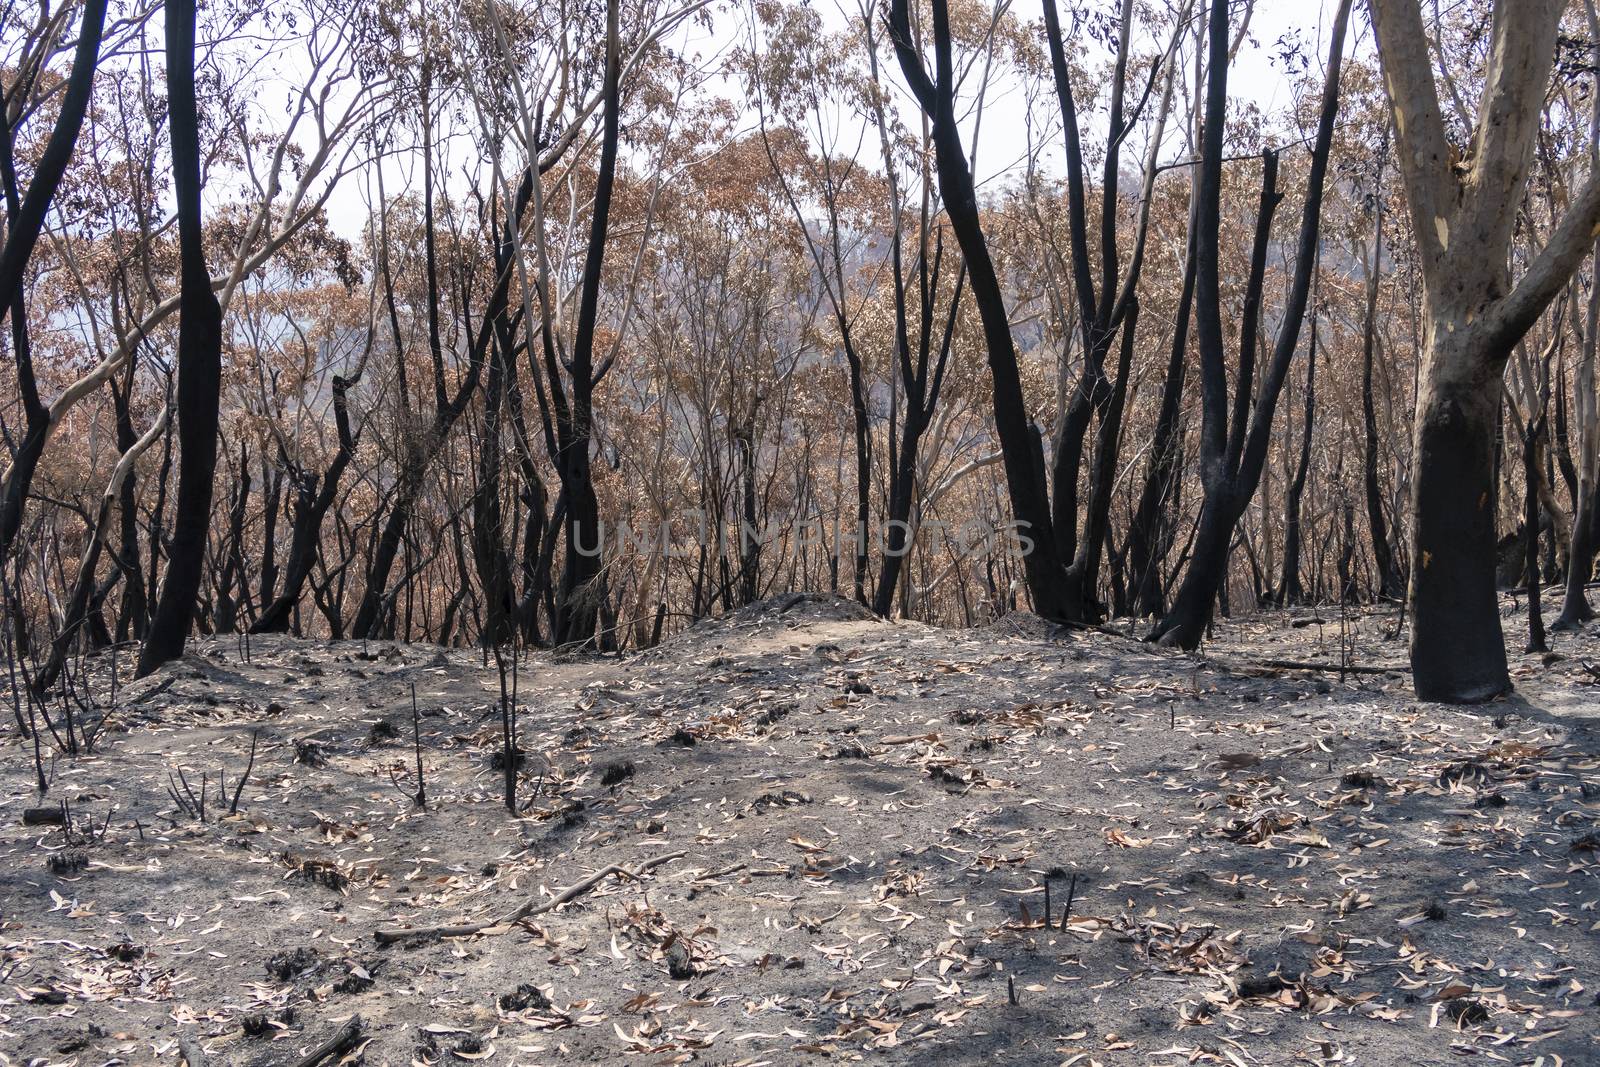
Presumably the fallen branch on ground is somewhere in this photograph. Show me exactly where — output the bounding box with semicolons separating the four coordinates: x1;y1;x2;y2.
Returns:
1251;658;1406;675
374;850;686;945
1207;656;1406;676
291;1015;364;1067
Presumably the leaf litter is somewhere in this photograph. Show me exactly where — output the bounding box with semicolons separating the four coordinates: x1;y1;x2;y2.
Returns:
1;594;1597;1065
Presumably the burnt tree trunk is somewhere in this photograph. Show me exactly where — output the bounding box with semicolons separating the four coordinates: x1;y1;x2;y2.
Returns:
1126;207;1197;618
137;0;225;676
871;243;963;617
552;0;621;647
472;276;517;649
1148;0;1350;649
1371;0;1600;700
1523;409;1549;652
1072;300;1139;616
1360;176;1403;600
0;0;110;563
889;0;1071;620
257;459;282;610
212;445;251;633
1278;320;1317;605
1557;249;1600;629
111;372;149;641
252;374;359;634
37;405;168;692
1409;359;1508;698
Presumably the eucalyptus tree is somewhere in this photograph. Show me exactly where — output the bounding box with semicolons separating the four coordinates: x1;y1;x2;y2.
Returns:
1370;0;1600;701
1145;0;1352;649
135;0;223;675
888;0;1180;624
0;0;113;563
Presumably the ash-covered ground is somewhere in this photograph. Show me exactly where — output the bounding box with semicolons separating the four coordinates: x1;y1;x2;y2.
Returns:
3;594;1597;1066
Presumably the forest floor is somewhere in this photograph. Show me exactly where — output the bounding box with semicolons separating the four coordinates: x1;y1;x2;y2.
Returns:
3;595;1600;1067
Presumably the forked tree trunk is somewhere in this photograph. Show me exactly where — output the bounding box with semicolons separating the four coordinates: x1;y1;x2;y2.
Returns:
553;0;621;647
888;0;1072;621
1371;0;1600;699
37;405;168;692
890;0;1174;624
0;0;111;564
1126;208;1197;618
252;373;359;634
1070;301;1139;616
1146;0;1350;649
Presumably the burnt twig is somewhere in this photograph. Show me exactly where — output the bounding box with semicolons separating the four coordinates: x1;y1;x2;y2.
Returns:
290;1014;364;1067
167;766;207;821
375;850;686;945
228;730;259;815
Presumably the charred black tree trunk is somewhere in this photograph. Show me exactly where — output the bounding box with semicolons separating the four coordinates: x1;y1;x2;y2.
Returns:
1409;370;1507;699
1360;184;1403;600
112;372;149;641
1368;0;1600;701
353;73;452;639
1553;349;1579;509
352;70;518;638
36;403;168;693
1147;0;1350;649
1126;213;1197;618
137;0;225;676
1337;484;1358;603
1151;145;1281;646
845;340;871;605
1040;0;1167;622
1074;301;1139;613
257;459;282;610
734;422;760;608
552;0;621;647
1523;408;1549;653
1278;321;1317;605
889;0;1071;620
1557;489;1598;629
212;445;251;633
252;374;359;633
871;233;963;617
1561;492;1600;627
1557;278;1600;630
473;273;518;649
0;0;110;563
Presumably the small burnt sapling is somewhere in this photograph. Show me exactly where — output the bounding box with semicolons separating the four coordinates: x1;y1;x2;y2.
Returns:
387;683;427;809
293;738;326;767
166;730;257;821
493;642;519;812
222;729;258;814
265;946;320;982
500;982;552;1012
600;759;635;788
